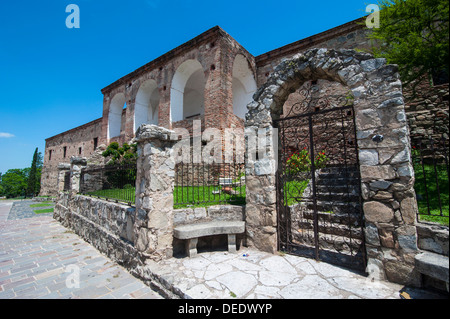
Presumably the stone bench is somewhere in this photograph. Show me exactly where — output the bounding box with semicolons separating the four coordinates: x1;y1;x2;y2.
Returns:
415;251;449;292
173;221;245;257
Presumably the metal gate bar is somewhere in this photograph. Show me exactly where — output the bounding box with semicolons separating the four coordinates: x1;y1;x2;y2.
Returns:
275;102;366;272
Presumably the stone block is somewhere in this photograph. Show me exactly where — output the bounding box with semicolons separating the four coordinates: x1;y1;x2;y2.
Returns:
395;225;418;251
207;205;244;221
360;165;396;181
363;201;394;223
415;251;449;284
416;224;449;256
364;223;380;246
400;197;418;225
359;149;378;166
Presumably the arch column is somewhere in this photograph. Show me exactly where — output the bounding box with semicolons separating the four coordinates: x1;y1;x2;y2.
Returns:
244;48;420;286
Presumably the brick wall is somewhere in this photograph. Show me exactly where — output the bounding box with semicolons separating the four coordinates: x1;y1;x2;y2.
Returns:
40;118;102;196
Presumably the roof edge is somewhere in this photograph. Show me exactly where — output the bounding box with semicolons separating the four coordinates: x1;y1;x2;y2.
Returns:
45;117;103;142
255;17;366;66
101;26;225;94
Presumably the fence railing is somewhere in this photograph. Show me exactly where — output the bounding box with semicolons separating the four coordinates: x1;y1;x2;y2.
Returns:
79;164;137;206
411;136;449;225
174;162;246;208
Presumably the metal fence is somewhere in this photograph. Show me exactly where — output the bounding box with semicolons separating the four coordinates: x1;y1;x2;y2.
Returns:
411;136;449;224
80;164;137;206
174;162;246;208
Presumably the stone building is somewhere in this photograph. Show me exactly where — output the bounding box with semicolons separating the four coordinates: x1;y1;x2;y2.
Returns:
49;16;450;290
40;17;448;196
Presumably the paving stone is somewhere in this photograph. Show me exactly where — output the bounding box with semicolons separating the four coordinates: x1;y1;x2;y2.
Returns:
216;272;258;297
2;200;446;300
279;275;342;299
0;201;162;299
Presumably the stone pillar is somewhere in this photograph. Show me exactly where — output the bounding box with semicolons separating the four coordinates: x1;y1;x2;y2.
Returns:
70;157;87;194
134;124;177;261
56;163;71;192
244;125;278;253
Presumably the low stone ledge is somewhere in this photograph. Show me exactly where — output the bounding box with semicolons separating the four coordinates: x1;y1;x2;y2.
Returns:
416;223;449;256
54;198;140;269
174;221;245;240
415;251;449;289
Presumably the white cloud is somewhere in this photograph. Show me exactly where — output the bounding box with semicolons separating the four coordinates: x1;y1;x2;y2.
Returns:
0;132;15;138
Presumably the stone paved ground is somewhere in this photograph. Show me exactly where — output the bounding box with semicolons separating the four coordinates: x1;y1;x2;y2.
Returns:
0;200;162;299
7;199;54;220
144;249;406;299
146;250;448;299
1;200;446;300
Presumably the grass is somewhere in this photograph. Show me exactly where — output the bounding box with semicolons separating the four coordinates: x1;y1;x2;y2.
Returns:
173;185;246;209
34;208;54;214
414;163;449;226
84;188;136;204
30;202;53;208
83;184;247;209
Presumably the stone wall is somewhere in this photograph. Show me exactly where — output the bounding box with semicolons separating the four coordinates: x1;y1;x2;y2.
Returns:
41;118;103;196
245;48;421;286
54;193;138;267
405;83;449;144
53;124;249;295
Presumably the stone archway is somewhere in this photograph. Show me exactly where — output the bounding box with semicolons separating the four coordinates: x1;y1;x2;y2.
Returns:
135;79;160;130
170;59;206;123
244;48;420;285
108;92;126;139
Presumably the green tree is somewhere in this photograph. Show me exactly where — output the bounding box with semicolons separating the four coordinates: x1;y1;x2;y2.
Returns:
0;169;29;198
26;148;41;197
102;142;137;165
368;0;449;90
0;172;4;196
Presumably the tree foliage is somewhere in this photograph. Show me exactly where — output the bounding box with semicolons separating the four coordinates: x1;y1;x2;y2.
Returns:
368;0;449;90
0;148;43;198
102;142;137;165
0;169;29;198
26;147;42;196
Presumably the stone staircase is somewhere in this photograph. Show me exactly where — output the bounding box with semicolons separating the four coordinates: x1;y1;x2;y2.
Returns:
289;166;365;262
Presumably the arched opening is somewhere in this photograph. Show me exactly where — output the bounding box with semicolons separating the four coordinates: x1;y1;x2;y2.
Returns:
170;59;205;122
244;49;418;285
232;54;257;119
135;79;160;132
108;93;126;139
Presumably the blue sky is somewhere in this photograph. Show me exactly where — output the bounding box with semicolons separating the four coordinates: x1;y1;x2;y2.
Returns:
0;0;370;174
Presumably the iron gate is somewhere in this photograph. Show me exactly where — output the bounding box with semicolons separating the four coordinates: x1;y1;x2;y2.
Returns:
274;83;366;271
